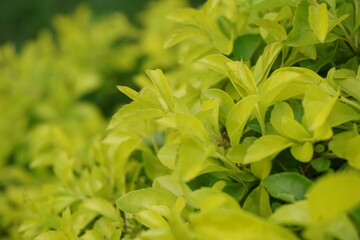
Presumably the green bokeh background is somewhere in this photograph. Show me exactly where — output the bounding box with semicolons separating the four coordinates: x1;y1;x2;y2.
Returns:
0;0;205;48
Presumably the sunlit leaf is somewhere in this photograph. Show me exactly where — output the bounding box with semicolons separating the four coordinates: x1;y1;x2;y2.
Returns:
244;135;293;164
226;95;258;146
290;141;313;162
307;171;360;222
190;209;300;240
254;19;287;41
308;3;329;42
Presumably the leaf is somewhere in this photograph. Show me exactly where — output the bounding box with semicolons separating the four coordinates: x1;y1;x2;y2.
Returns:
251;157;272;179
298;45;317;60
145;69;174;111
217;15;233;40
327;101;360;127
325;214;360;240
35;231;67;240
333;69;360;102
329;128;358;158
60;208;78;240
243;186;272;217
225;60;258;98
308;3;329;42
253;41;283;84
240;0;300;12
201;89;234;125
173;137;209;182
307;171;360;222
167;8;199;26
79;230;101;240
244;135;294;164
311;157;331;172
153;175;191;197
270;102;311;141
199;54;231;75
254;19;287;41
142;149;171;180
188;187;240;211
302;86;337;131
232;34;263;61
157;113;208;140
157;144;179;170
163;27;203;49
211;30;233;55
82;198;119;221
290;141;313;162
344;135;360;169
117;86;138;100
263;172;313;203
226;143;250;164
72;209;98;236
136;210;168;229
286;0;338;46
116;188;176;216
260;67;321;107
190;209;300;240
269;200;311;226
286;0;318;46
226;95;258;146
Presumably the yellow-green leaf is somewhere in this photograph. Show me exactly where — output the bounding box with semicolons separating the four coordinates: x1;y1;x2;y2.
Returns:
290;142;313;162
307;171;360;222
254;19;287;41
226;95;258;146
190;209;300;240
302;86;337;131
146;69;174;111
308;3;329;42
244;135;294;164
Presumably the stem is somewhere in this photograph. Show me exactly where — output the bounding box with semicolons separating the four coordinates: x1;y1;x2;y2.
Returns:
150;135;159;153
215;152;237;170
339;96;360;111
338;23;358;54
276;158;289;172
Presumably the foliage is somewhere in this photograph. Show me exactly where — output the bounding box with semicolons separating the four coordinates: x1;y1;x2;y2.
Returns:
0;2;183;239
2;0;360;239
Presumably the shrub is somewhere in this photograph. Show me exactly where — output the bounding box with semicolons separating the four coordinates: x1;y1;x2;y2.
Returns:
10;0;360;239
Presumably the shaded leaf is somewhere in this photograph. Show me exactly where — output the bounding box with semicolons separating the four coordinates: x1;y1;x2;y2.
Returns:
263;172;313;203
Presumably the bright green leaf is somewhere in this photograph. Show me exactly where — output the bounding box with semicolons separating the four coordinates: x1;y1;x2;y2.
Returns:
82;198;119;222
116;188;176;216
290;141;313;162
226;95;258;146
199;54;231;75
302;86;337;131
225;61;258;98
190;208;300;240
201;89;234;125
146;69;174;111
173;137;209;182
307;171;360;222
269;200;311;226
244;135;294;164
308;3;329;42
254;19;287;41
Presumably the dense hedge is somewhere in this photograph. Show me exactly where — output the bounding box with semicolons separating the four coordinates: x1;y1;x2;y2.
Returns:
1;0;360;239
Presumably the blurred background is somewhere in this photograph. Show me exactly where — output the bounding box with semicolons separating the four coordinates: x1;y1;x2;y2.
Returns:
0;0;205;48
0;1;207;239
